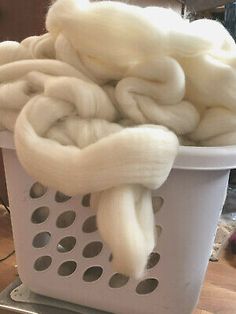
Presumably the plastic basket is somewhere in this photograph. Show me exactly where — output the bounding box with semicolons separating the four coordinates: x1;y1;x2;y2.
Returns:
1;130;236;314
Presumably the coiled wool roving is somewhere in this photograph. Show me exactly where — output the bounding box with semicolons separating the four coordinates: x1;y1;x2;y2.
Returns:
1;0;236;278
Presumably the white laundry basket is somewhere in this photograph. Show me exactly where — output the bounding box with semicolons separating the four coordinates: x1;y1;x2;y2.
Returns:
1;130;236;314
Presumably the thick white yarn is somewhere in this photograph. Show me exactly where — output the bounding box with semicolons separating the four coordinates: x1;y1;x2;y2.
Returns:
1;0;236;278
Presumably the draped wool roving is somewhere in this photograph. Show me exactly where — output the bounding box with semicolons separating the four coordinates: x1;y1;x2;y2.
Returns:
1;0;236;278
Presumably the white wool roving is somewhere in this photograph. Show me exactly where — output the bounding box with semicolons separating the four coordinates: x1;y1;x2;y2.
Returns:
1;0;236;277
14;87;178;278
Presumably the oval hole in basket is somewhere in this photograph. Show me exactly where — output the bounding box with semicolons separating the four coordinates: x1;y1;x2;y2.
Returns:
146;252;160;270
82;215;97;233
83;266;103;282
58;261;77;276
152;197;164;214
56;211;76;228
32;232;51;248
109;253;113;262
81;194;91;207
83;241;103;258
31;207;49;224
57;236;76;253
136;278;159;295
30;182;47;199
55;191;71;203
109;273;129;288
34;256;52;271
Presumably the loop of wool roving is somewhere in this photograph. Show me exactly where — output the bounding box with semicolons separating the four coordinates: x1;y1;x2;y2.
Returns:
1;0;236;278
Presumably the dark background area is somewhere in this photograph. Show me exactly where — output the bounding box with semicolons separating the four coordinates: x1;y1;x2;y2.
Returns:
0;0;50;42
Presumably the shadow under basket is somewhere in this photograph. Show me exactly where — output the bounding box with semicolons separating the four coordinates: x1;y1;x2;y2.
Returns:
1;130;236;314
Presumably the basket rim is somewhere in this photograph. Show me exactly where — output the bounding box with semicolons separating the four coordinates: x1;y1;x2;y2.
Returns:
1;130;236;170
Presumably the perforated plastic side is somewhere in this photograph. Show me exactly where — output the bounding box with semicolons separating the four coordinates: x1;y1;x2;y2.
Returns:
2;148;229;314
